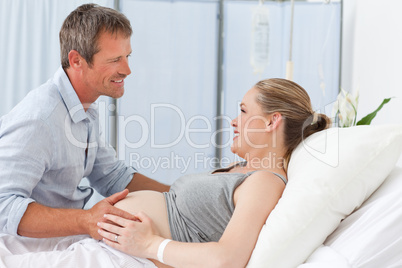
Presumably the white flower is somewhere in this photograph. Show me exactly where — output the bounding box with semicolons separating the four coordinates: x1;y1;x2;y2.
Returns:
332;89;359;127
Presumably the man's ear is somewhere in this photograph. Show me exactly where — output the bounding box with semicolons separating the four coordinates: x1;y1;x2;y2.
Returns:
68;50;84;70
265;112;282;132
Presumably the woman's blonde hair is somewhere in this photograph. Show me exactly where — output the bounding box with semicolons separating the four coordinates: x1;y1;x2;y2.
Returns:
254;78;331;168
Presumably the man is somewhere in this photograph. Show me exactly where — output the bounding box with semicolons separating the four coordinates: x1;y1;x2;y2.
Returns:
0;4;168;240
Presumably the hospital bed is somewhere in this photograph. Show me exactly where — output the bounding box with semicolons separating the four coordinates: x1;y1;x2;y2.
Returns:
1;124;401;268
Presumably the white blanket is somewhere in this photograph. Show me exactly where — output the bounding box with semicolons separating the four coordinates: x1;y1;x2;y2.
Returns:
0;234;156;268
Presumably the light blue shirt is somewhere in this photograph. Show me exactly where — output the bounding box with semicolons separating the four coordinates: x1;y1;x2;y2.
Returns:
0;67;136;236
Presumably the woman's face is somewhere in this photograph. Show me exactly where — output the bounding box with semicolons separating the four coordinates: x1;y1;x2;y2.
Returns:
231;87;270;158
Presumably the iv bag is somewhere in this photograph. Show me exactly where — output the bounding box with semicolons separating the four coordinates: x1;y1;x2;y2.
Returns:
250;5;270;74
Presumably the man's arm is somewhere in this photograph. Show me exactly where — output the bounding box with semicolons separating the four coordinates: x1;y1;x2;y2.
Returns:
126;173;170;193
18;202;88;238
17;189;137;239
17;174;169;239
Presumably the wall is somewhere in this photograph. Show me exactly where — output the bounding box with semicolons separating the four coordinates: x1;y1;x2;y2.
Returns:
341;0;402;125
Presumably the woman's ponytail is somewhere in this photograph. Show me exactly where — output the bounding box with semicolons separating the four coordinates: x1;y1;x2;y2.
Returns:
302;112;331;139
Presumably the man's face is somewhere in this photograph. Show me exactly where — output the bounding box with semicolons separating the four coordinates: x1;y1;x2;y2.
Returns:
81;31;132;102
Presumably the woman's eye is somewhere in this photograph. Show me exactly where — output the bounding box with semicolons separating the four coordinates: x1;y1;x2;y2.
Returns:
241;109;246;113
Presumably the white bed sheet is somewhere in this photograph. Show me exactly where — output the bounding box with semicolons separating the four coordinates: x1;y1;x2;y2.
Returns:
0;234;156;268
298;245;350;268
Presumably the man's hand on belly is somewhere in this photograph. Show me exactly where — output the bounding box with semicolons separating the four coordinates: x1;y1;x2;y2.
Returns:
85;189;139;240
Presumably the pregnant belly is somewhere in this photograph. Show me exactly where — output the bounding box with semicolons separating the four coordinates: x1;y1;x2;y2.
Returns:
114;191;172;239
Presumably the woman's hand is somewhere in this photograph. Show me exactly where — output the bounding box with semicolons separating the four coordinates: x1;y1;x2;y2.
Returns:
86;189;139;240
97;211;164;259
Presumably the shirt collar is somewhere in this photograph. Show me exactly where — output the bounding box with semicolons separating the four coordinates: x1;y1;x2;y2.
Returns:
54;66;98;123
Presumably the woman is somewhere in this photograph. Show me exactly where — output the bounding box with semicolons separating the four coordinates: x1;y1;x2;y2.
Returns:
97;78;331;268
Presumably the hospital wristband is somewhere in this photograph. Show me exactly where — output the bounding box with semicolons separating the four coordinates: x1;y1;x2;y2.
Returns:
157;239;172;264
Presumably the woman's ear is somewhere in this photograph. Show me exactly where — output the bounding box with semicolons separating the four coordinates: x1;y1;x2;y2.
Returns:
265;112;282;132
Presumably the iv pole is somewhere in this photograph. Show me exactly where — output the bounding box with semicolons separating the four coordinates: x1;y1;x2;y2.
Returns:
286;0;295;81
111;0;120;153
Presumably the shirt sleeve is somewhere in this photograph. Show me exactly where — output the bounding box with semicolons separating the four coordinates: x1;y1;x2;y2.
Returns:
0;117;54;235
86;129;136;197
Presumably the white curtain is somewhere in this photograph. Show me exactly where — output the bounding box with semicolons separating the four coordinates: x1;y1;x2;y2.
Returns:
119;0;219;184
117;0;341;183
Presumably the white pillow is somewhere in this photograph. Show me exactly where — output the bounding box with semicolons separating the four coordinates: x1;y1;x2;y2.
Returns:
247;124;402;268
